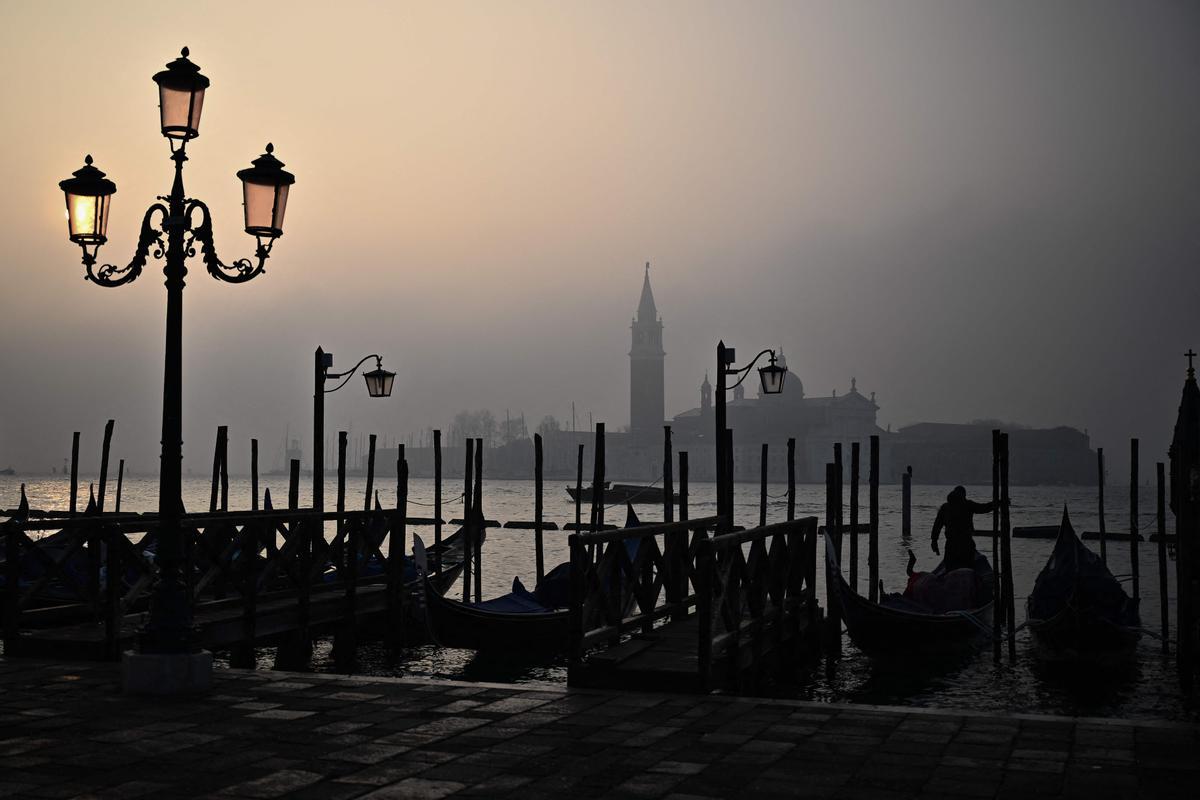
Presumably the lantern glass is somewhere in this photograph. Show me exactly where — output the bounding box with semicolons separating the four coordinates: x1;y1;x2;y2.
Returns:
158;84;205;140
363;368;395;398
759;363;786;395
65;192;111;244
242;181;288;238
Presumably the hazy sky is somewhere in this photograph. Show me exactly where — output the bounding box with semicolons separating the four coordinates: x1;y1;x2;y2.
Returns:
1;1;1198;476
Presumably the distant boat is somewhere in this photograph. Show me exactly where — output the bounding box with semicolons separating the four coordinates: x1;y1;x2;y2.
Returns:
0;467;14;476
566;482;664;504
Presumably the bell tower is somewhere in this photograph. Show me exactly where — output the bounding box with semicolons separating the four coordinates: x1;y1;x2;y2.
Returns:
630;263;665;440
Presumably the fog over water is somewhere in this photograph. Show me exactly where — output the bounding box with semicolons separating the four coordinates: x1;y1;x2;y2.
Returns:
1;1;1198;478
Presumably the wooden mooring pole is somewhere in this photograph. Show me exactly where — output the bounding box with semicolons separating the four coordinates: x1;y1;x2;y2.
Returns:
364;434;377;512
534;433;544;582
462;439;473;603
1098;447;1107;565
679;451;689;522
664;426;674;525
787;437;795;522
869;435;880;603
210;426;227;512
834;443;844;594
97;419;114;513
849;442;859;592
250;439;259;511
114;459;124;514
1157;462;1170;654
434;429;443;573
591;424;606;532
901;465;912;540
69;432;80;516
1000;432;1015;661
1130;438;1140;603
825;462;841;652
760;443;768;529
992;429;1002;663
388;447;408;649
473;437;483;603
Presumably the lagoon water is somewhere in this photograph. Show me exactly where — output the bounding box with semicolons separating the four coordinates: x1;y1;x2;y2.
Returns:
3;473;1193;720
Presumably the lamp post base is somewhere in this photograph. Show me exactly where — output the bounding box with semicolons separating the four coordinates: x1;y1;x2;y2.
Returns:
120;649;213;695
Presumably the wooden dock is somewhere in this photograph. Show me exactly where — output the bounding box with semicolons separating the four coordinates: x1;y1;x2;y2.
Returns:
568;516;822;693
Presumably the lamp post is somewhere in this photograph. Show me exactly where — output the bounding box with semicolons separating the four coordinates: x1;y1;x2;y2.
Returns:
313;348;394;515
58;48;296;693
715;341;785;527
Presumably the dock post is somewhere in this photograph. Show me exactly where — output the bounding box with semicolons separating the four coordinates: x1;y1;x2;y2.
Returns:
535;433;545;583
104;520;122;660
850;442;859;592
462;439;473;603
825;463;841;653
474;438;483;603
679;451;689;522
97;419;114;513
1000;433;1015;661
993;429;1002;663
250;439;259;511
664;426;675;524
114;459;125;514
724;429;734;530
869;435;880;603
1158;462;1170;654
3;518;18;656
591;424;606;532
387;449;407;649
209;426;226;512
1131;438;1140;603
760;443;768;529
231;519;259;669
433;429;442;573
220;429;229;512
69;431;80;516
834;443;844;593
1098;447;1107;564
901;465;911;540
567;532;584;682
333;431;354;668
275;458;311;670
787;438;795;522
364;434;377;512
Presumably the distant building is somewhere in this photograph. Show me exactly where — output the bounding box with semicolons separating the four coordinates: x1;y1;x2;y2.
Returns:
890;423;1095;486
629;263;665;442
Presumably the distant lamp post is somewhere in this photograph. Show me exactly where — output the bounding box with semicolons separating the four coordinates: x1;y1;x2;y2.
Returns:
313;349;393;515
715;341;784;527
57;48;296;694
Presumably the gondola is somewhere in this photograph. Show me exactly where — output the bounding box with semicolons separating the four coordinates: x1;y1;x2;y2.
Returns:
422;505;645;651
825;533;995;653
1026;507;1140;658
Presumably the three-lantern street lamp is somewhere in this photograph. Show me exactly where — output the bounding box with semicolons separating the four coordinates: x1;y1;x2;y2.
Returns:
715;341;785;527
313;348;395;515
57;48;296;690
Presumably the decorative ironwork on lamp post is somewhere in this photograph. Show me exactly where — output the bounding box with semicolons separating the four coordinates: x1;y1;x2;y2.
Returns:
313;348;394;515
715;341;785;528
57;48;297;658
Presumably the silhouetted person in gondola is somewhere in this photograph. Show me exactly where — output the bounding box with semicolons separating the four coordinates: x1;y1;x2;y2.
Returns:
931;486;1002;571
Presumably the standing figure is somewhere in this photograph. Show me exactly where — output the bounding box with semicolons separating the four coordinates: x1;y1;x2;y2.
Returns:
931;486;1001;571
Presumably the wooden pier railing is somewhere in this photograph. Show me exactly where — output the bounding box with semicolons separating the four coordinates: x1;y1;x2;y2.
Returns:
567;514;820;692
2;507;442;661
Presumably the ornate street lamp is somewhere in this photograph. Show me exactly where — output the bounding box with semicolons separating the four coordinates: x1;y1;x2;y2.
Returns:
57;48;296;693
715;342;785;528
313;349;393;516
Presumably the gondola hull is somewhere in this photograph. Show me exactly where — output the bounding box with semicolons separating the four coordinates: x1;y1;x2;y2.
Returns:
827;535;994;654
1026;508;1140;659
423;576;568;651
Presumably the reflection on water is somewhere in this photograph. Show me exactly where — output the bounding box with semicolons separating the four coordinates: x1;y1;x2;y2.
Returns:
4;474;1193;719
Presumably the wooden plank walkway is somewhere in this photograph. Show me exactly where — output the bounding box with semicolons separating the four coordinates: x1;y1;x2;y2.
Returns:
0;656;1196;799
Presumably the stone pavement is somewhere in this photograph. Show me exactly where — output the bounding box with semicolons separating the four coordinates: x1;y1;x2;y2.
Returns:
0;658;1196;799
